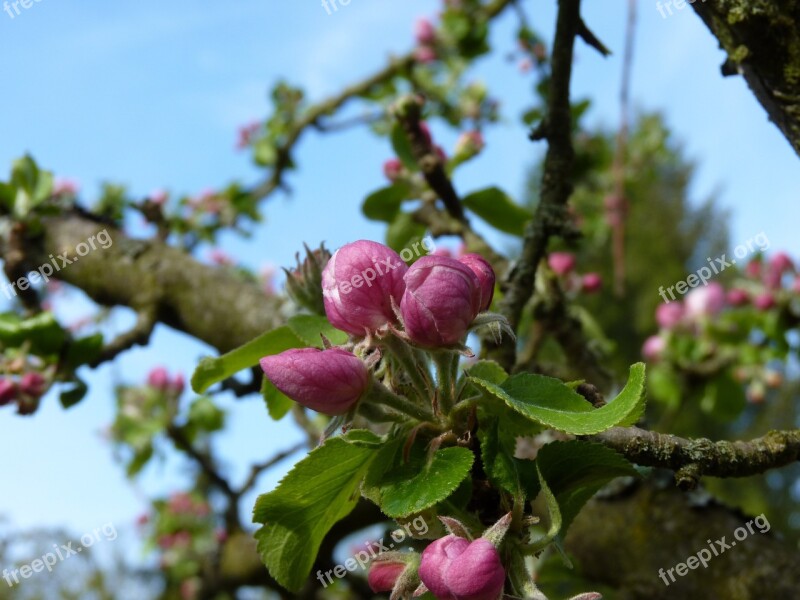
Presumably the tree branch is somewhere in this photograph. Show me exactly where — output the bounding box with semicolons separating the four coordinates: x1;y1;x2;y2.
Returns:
691;0;800;157
491;0;583;371
592;426;800;489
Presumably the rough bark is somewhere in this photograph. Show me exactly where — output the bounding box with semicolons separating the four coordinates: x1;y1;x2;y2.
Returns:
692;0;800;156
565;480;800;599
21;214;282;354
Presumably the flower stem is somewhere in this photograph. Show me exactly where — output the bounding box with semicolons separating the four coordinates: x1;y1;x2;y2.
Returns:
434;351;459;415
382;335;434;402
366;380;434;422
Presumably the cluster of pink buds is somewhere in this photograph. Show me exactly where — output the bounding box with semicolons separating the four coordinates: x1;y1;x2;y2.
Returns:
260;240;506;418
0;372;48;415
547;252;603;295
53;178;79;198
148;367;185;396
414;18;439;63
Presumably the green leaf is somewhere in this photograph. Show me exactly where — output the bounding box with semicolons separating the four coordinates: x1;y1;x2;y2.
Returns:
59;379;88;409
390;123;418;171
362;183;410;222
10;155;53;218
471;363;646;435
187;397;225;433
65;333;104;368
464;360;508;385
478;416;538;499
261;375;293;421
252;438;376;592
531;441;638;549
462;187;531;237
191;326;304;394
364;438;474;518
0;312;66;355
286;314;348;348
386;212;427;254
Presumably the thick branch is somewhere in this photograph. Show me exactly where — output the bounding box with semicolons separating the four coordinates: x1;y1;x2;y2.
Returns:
593;426;800;489
20;214;283;354
691;0;800;157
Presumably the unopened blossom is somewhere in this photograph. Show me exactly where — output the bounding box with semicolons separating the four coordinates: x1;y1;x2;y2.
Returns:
642;336;665;361
458;254;495;311
368;560;406;593
419;536;505;600
321;240;407;336
685;282;725;318
655;302;685;329
383;158;404;182
19;372;46;397
401;255;481;347
581;273;602;294
260;348;369;415
0;379;16;406
548;252;576;276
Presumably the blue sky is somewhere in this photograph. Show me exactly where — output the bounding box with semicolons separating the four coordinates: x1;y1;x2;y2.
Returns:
0;0;798;550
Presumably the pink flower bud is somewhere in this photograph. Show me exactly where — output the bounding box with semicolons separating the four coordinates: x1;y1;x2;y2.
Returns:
148;367;170;391
769;252;794;274
458;254;496;311
753;293;776;311
368;560;406;593
0;379;16;406
415;46;438;64
419;536;505;600
454;131;485;159
260;348;369;415
548;252;576;276
655;302;684;329
401;255;481;347
642;336;665;361
383;158;404;181
170;374;185;396
581;273;602;294
745;259;762;279
20;372;46;397
726;288;749;306
414;18;437;45
322;240;408;336
53;178;79;197
685;282;725;318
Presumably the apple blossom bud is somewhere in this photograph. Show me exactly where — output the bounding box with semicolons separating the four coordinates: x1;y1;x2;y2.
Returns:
419;536;505;600
453;131;485;161
548;252;576;276
726;288;749;307
769;252;794;274
754;293;776;311
20;372;46;397
170;374;185;396
0;379;16;406
415;46;438;64
581;273;602;294
401;255;481;347
685;283;725;318
642;336;665;361
745;259;762;279
655;302;684;329
368;560;406;593
414;18;437;45
383;158;404;182
458;254;495;311
322;240;407;336
260;348;369;415
148;367;170;390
